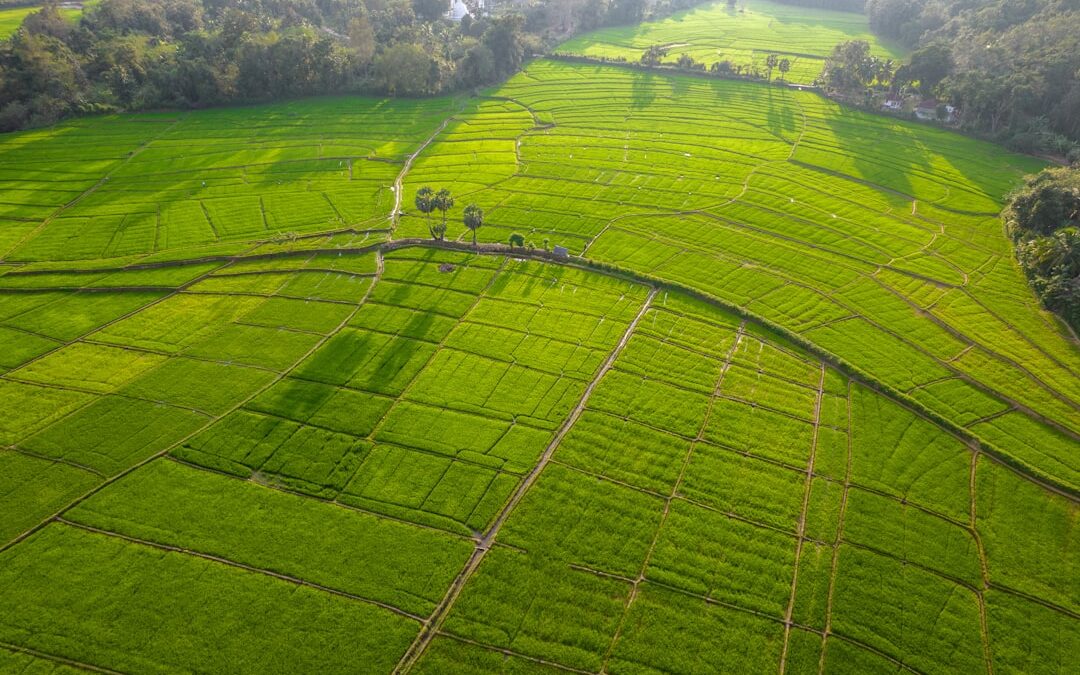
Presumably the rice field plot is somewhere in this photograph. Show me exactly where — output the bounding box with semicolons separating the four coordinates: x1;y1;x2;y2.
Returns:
425;283;1078;674
826;545;987;673
403;58;1079;494
0;250;1075;672
556;0;906;85
0;287;172;376
0;96;455;263
0;523;419;673
171;249;649;536
0;260;375;544
1;18;1078;670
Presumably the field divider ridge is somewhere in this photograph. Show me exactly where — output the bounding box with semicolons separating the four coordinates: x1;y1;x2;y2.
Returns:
970;450;995;675
55;517;425;622
391;285;659;674
0;640;123;675
598;320;747;673
780;362;827;674
818;378;853;673
0;250;385;556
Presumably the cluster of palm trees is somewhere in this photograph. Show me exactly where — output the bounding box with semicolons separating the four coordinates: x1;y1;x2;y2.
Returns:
764;54;792;82
414;186;485;246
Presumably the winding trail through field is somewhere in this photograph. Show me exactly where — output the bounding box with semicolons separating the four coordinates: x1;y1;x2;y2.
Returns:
390;116;458;234
392;285;659;674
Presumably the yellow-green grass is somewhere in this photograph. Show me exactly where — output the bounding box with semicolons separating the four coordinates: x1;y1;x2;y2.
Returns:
400;59;1078;493
0;250;1073;673
0;39;1078;675
0;4;81;40
557;0;907;84
0;95;458;263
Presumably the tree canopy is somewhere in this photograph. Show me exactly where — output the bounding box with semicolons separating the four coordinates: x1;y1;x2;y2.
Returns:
865;0;1080;152
1004;165;1080;332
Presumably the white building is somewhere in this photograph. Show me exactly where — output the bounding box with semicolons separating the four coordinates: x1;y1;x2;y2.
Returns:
448;0;483;21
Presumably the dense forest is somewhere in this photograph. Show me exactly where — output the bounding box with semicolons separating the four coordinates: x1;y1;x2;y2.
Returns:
0;0;702;131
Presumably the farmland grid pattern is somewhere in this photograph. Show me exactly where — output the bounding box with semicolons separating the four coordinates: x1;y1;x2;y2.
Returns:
0;246;1075;669
0;16;1077;673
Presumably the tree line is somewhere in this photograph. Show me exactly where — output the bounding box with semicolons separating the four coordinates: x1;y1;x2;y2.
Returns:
414;185;556;251
863;0;1080;159
0;0;710;132
414;186;485;245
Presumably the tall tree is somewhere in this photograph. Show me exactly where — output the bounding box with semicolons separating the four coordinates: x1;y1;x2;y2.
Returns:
778;58;791;81
897;43;952;95
641;44;668;66
373;42;436;96
821;40;875;93
483;14;525;79
765;53;778;81
415;186;436;238
412;0;446;23
347;16;376;66
463;203;484;247
433;188;453;241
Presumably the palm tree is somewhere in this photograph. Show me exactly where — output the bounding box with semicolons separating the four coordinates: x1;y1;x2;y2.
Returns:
433;188;453;241
463;204;484;247
879;58;895;86
415;186;436;238
765;54;778;81
778;58;791;82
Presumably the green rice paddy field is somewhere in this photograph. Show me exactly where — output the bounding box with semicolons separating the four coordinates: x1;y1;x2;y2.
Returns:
557;0;906;84
0;8;1077;675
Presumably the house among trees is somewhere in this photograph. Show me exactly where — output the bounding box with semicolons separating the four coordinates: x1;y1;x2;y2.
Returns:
916;98;959;123
882;97;903;111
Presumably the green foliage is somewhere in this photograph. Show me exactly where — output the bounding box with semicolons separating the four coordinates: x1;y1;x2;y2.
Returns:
821;39;875;91
894;42;952;94
868;0;1080;145
1004;165;1080;331
432;188;454;240
642;44;669;65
